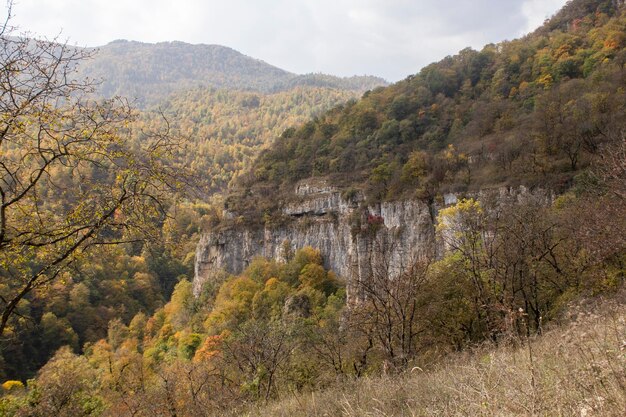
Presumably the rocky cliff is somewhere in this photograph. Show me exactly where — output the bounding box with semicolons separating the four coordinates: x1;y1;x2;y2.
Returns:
193;181;551;298
193;181;440;297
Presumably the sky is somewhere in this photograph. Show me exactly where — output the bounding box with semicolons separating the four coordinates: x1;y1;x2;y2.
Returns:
7;0;568;81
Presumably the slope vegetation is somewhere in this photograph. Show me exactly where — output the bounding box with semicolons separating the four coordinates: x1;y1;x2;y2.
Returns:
229;293;626;417
233;0;626;216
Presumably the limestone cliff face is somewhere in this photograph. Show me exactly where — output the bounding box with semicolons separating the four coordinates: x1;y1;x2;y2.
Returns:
193;181;550;297
193;181;438;296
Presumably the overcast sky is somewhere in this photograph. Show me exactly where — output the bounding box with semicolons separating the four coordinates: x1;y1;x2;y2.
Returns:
8;0;567;81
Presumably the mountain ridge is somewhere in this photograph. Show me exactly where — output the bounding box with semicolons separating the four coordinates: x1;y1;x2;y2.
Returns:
77;39;388;107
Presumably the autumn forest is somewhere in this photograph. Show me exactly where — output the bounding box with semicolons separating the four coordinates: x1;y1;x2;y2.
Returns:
0;0;625;416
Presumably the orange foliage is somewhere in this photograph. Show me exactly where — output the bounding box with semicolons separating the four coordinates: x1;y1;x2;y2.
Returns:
193;334;224;362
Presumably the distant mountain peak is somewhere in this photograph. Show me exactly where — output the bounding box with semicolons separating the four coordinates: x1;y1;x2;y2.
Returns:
77;40;387;106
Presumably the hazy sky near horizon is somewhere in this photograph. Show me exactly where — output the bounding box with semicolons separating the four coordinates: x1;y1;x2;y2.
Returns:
8;0;567;81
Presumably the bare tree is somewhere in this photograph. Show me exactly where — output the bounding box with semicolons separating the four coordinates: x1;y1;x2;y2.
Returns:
0;4;186;336
221;320;296;401
436;194;598;337
595;133;626;200
350;235;431;370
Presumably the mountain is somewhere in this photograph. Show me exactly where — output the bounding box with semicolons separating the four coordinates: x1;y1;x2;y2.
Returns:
193;0;626;306
0;37;384;381
78;40;388;106
229;0;626;216
194;0;626;328
2;1;625;415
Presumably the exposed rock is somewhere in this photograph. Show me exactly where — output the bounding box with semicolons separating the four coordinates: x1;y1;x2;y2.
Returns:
193;183;437;298
284;180;364;216
283;294;311;319
193;183;551;298
443;193;458;206
295;179;338;196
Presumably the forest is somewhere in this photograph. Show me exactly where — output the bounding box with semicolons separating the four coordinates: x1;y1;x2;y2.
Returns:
0;0;625;416
0;16;376;382
241;0;626;208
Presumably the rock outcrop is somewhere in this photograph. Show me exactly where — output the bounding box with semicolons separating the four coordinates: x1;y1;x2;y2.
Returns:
193;181;551;298
193;181;437;297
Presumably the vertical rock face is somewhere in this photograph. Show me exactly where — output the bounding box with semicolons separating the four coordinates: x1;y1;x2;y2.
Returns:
193;182;553;297
193;181;437;297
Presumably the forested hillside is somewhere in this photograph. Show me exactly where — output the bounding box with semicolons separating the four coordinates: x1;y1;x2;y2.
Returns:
78;40;387;106
233;0;626;215
0;19;373;383
147;86;358;193
1;0;625;416
0;74;365;380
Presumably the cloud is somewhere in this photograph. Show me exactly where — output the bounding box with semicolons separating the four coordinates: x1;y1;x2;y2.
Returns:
521;0;569;34
8;0;568;81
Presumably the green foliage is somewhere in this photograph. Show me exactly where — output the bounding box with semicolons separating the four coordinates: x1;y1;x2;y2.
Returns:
298;265;339;296
165;280;195;330
205;276;263;331
252;278;292;320
237;4;626;206
178;333;203;359
20;347;105;417
40;313;80;354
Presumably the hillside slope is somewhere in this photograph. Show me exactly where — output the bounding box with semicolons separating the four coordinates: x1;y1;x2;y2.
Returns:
225;292;626;417
1;2;624;415
148;86;361;193
229;0;626;218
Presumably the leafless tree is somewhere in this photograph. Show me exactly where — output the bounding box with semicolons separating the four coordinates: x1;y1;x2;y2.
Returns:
350;234;432;370
0;3;187;336
221;320;296;401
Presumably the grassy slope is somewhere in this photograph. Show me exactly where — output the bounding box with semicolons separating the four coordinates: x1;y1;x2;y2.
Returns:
227;292;626;417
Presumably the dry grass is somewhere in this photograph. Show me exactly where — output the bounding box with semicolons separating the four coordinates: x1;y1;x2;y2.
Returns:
222;293;626;417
